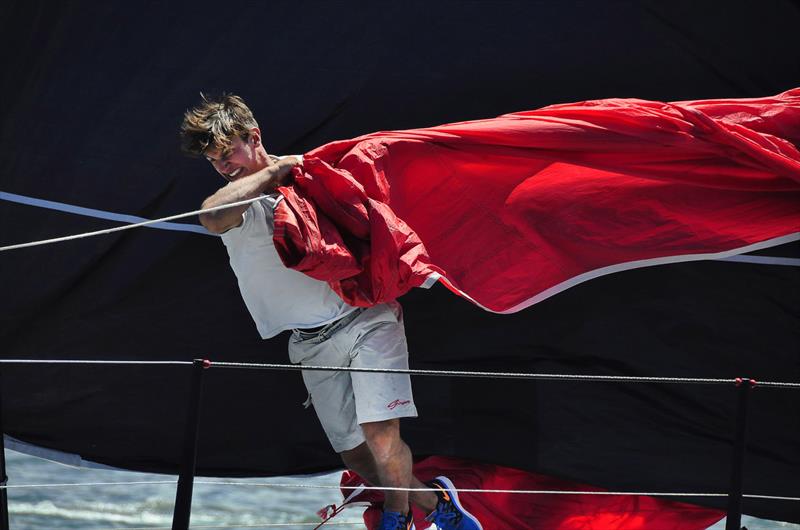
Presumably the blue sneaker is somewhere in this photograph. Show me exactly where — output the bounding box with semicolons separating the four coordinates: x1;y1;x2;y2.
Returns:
378;510;415;530
425;476;483;530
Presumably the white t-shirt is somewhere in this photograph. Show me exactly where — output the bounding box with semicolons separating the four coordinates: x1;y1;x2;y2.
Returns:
220;194;357;339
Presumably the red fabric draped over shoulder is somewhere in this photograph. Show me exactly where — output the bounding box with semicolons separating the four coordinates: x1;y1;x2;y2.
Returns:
274;89;800;311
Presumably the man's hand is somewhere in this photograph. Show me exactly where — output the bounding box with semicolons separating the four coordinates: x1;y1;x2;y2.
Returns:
269;155;302;190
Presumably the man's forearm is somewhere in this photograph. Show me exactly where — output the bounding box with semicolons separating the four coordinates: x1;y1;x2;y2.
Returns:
199;158;297;233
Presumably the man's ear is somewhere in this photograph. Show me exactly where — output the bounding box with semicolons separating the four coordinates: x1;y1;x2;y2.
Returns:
249;127;262;147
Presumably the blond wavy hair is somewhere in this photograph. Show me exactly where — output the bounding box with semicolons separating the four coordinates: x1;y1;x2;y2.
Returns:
180;93;259;156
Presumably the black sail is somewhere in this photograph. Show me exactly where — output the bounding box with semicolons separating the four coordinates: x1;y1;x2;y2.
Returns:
1;1;798;523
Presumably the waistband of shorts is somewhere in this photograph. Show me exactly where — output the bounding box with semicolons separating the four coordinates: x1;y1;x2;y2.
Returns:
292;308;365;340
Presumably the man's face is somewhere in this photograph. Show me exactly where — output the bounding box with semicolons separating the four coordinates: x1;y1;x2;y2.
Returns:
204;134;263;182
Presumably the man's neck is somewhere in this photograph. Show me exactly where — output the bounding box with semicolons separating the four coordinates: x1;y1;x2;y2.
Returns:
254;145;272;170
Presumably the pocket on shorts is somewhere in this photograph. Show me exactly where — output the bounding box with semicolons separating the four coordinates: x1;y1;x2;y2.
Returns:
288;333;317;364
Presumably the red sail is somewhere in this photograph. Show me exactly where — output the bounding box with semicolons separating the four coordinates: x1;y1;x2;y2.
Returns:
328;456;724;530
274;90;800;311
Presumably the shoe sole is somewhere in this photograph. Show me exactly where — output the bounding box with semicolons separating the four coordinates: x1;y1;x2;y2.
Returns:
434;476;484;530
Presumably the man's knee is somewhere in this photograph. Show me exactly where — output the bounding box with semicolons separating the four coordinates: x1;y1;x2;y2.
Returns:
361;419;402;461
340;442;370;469
340;442;382;485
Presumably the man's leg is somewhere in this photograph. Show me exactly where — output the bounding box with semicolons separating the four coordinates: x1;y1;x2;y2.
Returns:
361;419;410;513
340;421;438;513
326;304;482;528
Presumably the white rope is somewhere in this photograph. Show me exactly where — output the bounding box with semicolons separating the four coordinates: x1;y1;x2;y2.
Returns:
758;381;800;389
212;360;730;384
89;523;364;530
198;482;800;501
209;361;800;388
0;359;192;366
1;358;797;388
3;480;797;502
0;196;262;252
1;480;177;489
745;494;800;502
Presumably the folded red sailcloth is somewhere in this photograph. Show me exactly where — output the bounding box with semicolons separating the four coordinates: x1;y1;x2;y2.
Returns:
273;89;800;312
317;456;724;530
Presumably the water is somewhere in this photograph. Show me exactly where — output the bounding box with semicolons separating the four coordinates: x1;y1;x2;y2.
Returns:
4;449;363;529
4;449;798;529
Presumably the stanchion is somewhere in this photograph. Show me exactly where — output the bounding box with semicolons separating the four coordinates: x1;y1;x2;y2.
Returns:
725;377;755;530
172;359;210;530
0;368;10;530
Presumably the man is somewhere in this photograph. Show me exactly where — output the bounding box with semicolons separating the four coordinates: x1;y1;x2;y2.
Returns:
180;93;482;530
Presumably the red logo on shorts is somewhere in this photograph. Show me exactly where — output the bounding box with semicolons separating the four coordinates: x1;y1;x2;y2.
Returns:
387;399;411;410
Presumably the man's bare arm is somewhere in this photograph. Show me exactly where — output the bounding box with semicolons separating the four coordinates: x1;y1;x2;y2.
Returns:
199;157;300;234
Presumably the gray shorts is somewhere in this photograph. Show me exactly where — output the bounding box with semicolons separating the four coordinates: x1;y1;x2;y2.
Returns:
287;302;418;453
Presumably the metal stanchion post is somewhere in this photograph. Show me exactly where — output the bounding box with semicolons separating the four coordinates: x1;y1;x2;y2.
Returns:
725;377;754;530
172;359;210;530
0;368;9;530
